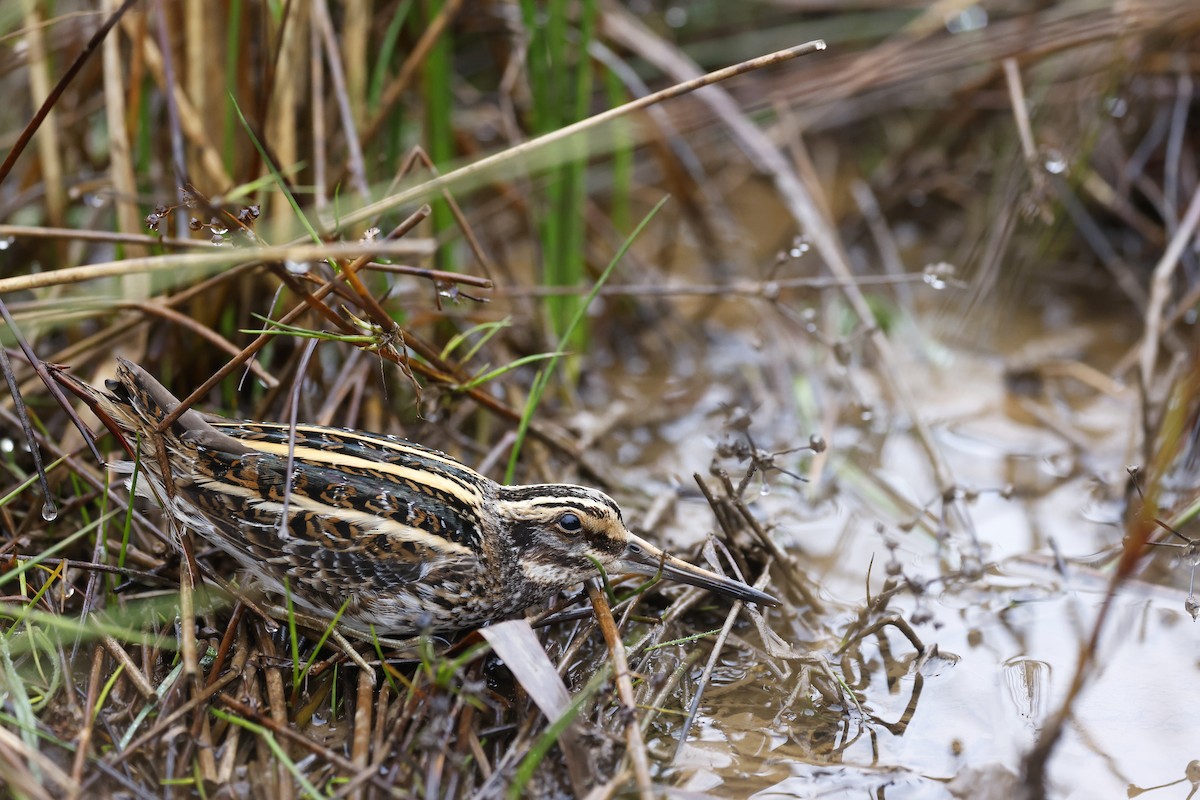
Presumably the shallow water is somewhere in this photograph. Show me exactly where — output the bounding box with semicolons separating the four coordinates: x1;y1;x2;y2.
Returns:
598;287;1200;797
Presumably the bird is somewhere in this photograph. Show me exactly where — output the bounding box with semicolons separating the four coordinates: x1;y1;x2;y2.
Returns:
65;358;778;635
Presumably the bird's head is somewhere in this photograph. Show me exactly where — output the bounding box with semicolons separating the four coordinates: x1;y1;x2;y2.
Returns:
495;485;779;606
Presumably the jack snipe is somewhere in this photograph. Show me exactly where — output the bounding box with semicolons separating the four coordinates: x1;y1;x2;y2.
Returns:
69;359;777;635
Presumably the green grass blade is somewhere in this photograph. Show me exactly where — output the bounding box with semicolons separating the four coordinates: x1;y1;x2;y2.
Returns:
230;94;319;244
505;195;669;481
508;663;611;800
210;709;326;799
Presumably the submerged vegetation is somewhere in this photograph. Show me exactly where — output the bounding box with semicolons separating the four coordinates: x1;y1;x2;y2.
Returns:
1;1;1199;797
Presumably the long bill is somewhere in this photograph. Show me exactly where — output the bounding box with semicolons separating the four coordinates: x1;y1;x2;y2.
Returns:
614;533;780;607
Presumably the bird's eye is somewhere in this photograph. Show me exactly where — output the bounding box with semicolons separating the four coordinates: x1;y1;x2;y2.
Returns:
556;512;583;534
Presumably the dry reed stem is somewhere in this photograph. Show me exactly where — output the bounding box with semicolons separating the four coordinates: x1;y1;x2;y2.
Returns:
261;630;295;800
0;722;76;799
101;635;156;699
120;5;232;190
0;239;434;294
184;0;207;124
329;38;826;234
196;711;218;783
101;0;145;271
359;260;493;288
68;644;105;794
341;0;369;130
206;603;246;688
349;667;374;800
1138;186;1200;391
0;223;230;249
395;146;498;281
20;2;64;230
312;0;369;203
309;18;328;212
586;583;654;800
265;1;308;235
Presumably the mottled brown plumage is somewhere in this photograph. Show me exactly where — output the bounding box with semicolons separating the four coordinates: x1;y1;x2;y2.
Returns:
74;359;777;634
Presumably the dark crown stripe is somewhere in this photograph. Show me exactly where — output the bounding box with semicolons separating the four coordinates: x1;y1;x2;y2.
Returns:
499;485;599;502
510;498;614;516
499;485;621;516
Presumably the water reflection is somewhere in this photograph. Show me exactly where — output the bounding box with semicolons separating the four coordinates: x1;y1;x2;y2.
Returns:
1001;656;1050;729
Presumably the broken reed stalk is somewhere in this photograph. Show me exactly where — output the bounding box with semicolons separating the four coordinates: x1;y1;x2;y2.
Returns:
586;583;654;800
